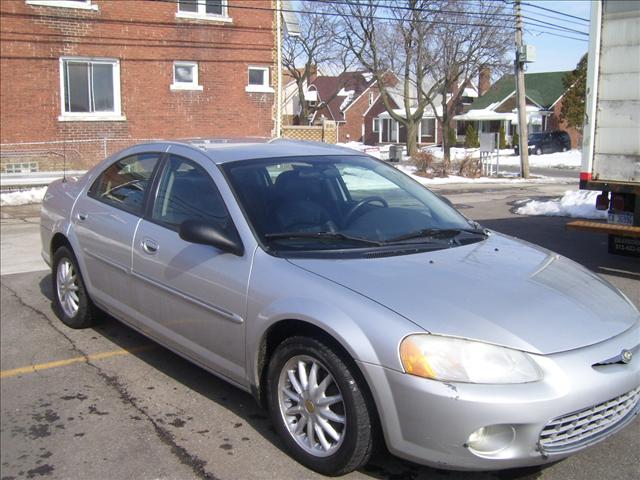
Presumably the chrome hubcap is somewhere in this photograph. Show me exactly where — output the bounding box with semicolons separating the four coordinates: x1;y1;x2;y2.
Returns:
277;355;346;457
56;258;79;318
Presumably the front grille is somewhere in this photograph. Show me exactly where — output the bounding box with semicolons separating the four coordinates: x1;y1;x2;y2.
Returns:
539;386;640;453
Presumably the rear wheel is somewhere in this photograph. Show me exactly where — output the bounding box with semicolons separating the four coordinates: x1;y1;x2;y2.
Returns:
52;246;97;329
267;336;375;475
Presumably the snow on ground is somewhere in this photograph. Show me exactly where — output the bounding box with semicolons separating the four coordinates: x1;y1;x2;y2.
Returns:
514;190;606;220
421;146;582;169
396;166;565;185
0;187;47;206
338;142;582;169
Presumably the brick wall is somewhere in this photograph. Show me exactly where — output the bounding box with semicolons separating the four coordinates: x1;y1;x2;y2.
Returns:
339;88;374;143
281;121;337;144
0;0;276;167
548;97;581;149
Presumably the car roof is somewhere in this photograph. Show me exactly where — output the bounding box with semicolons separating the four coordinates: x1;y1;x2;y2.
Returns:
164;139;363;164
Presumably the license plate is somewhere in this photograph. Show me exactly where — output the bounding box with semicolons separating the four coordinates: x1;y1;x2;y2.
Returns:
608;211;634;225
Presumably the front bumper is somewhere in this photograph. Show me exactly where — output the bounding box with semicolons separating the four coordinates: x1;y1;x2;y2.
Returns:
358;324;640;470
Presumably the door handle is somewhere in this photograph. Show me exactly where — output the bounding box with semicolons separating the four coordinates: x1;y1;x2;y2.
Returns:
141;238;159;254
76;211;88;222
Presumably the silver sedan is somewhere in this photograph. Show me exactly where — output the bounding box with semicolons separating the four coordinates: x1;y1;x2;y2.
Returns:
40;140;640;475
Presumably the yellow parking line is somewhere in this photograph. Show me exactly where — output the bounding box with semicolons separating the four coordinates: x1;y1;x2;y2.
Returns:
0;345;156;379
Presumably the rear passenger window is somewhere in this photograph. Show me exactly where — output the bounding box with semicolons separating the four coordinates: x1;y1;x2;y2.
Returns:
89;153;160;214
151;155;231;230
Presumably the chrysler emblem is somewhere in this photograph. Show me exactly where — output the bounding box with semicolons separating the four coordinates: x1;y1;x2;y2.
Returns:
621;349;633;364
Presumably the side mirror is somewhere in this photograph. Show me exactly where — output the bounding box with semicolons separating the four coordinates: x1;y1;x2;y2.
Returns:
179;220;244;256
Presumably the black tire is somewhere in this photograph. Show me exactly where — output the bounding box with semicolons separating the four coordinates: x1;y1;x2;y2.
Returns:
267;336;376;476
52;246;97;329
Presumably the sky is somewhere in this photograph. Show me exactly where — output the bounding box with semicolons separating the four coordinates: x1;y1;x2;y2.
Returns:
520;0;591;73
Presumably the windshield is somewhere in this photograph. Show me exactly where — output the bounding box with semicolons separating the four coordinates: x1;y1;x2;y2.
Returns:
529;133;545;141
223;155;482;254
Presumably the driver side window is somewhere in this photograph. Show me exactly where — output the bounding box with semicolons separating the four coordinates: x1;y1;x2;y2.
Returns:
151;155;231;231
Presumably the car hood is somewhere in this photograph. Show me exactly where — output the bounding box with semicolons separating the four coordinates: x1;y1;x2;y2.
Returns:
288;233;639;355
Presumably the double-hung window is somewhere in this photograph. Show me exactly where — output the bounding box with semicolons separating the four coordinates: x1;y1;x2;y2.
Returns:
59;58;122;120
176;0;230;21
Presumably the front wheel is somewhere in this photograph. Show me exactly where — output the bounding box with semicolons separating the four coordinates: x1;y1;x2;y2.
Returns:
52;246;97;329
535;146;543;155
267;336;376;475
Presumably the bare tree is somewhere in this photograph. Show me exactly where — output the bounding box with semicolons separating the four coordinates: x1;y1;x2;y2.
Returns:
333;0;510;161
426;0;511;173
282;1;352;124
335;0;442;156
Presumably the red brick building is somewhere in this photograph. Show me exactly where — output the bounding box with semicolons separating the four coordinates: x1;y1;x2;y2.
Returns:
0;0;278;170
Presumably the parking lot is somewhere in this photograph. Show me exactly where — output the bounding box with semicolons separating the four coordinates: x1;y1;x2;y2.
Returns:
1;181;638;480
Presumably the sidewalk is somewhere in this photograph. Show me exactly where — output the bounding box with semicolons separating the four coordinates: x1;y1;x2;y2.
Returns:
1;204;47;275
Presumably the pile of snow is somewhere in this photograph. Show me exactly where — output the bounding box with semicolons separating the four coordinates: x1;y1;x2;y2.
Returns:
396;165;563;185
0;187;47;206
515;190;606;219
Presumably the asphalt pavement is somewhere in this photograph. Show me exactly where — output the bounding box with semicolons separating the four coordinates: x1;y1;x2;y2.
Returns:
1;181;638;480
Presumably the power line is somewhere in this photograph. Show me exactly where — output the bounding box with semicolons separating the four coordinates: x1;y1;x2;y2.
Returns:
150;0;518;30
519;1;589;23
526;28;588;43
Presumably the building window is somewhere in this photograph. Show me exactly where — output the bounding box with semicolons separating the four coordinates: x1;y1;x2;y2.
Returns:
59;58;123;121
368;92;374;106
170;61;203;91
176;0;230;21
420;118;435;137
245;66;273;93
4;162;38;174
26;0;98;10
372;118;380;133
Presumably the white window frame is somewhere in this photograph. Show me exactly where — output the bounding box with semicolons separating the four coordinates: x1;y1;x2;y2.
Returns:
372;118;380;133
26;0;98;10
58;57;125;122
176;0;232;23
170;61;203;91
245;66;274;93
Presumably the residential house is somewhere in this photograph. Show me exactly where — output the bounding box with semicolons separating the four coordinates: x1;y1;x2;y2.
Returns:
454;71;579;147
305;71;374;142
371;79;478;146
0;0;283;171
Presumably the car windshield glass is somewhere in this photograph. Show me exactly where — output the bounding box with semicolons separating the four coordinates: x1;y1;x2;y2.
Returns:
223;155;481;252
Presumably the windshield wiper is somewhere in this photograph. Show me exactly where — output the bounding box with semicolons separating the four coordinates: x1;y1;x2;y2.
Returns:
386;227;487;244
264;231;384;246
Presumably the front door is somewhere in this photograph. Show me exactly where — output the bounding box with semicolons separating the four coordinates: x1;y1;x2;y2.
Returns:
131;153;251;383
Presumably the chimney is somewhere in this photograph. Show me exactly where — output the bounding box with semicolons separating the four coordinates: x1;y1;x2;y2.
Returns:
478;67;491;96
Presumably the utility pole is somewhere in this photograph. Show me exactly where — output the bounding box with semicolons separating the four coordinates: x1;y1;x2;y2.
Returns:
275;0;283;138
514;0;529;178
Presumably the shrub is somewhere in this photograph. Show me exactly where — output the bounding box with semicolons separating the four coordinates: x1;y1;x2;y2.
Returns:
464;124;479;148
412;150;435;173
499;126;507;149
458;152;481;177
447;127;457;148
512;131;519;149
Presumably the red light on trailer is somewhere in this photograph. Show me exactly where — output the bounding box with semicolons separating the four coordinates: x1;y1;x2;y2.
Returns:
579;172;592;181
595;193;609;211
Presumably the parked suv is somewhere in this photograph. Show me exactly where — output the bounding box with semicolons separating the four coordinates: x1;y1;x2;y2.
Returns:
514;130;571;155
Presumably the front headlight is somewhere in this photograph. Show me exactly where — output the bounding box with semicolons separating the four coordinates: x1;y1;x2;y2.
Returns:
399;334;542;384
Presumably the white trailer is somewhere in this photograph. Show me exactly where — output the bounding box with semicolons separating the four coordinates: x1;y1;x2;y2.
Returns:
568;0;640;257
